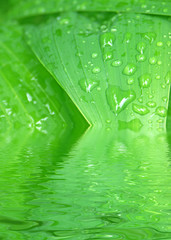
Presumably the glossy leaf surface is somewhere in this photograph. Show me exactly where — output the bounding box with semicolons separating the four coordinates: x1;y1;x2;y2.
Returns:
26;12;171;131
7;0;171;20
0;22;87;135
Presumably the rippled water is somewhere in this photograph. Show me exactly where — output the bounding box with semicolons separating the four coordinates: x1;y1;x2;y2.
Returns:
0;128;171;239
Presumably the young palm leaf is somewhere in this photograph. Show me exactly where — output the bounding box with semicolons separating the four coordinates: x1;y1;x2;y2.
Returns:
7;0;171;20
26;12;171;131
0;21;87;135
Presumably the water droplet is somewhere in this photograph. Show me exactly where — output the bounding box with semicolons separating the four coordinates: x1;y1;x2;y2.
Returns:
118;118;143;132
123;63;137;76
162;97;167;103
106;119;111;124
127;77;134;85
137;42;146;54
167;41;171;47
123;32;132;43
132;104;150;115
104;51;113;61
76;52;83;57
165;71;171;84
100;32;115;48
143;32;156;44
161;84;166;89
163;8;168;13
138;97;143;103
79;79;99;92
155;106;167;117
26;93;32;102
157;60;162;65
80;95;89;103
146;101;156;108
149;57;157;65
92;53;98;59
148;94;154;99
136;54;146;62
60;18;70;25
92;67;101;74
156;75;160;80
45;104;55;115
111;60;122;67
139;74;152;88
157;42;163;47
106;85;136;115
157;119;164;123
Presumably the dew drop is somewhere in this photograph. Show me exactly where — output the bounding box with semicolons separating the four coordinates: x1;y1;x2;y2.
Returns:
163;8;168;13
139;74;152;88
79;79;99;92
138;97;143;103
127;77;134;85
149;57;157;65
26;93;32;102
60;18;70;25
161;84;166;89
111;60;122;67
123;32;132;43
92;53;98;59
137;42;146;54
162;97;167;103
155;106;167;117
136;54;146;62
157;41;163;47
143;32;156;44
165;71;171;84
132;104;150;115
157;60;162;65
146;101;156;108
167;41;171;47
157;119;164;123
123;63;137;76
45;104;55;115
92;67;101;74
156;75;160;80
106;85;136;115
106;119;111;124
100;32;115;48
104;51;113;61
80;95;89;103
118;118;143;132
148;94;154;99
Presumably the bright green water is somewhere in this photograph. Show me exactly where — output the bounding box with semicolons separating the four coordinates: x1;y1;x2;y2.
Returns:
0;128;171;240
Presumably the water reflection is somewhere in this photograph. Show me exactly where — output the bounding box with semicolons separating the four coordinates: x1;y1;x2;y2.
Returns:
0;128;171;239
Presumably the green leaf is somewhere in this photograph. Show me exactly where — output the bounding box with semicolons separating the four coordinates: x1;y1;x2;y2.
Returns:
26;12;171;131
0;21;87;135
167;91;171;131
6;0;171;20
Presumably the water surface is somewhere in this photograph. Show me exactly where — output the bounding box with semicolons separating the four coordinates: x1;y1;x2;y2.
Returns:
0;128;171;239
